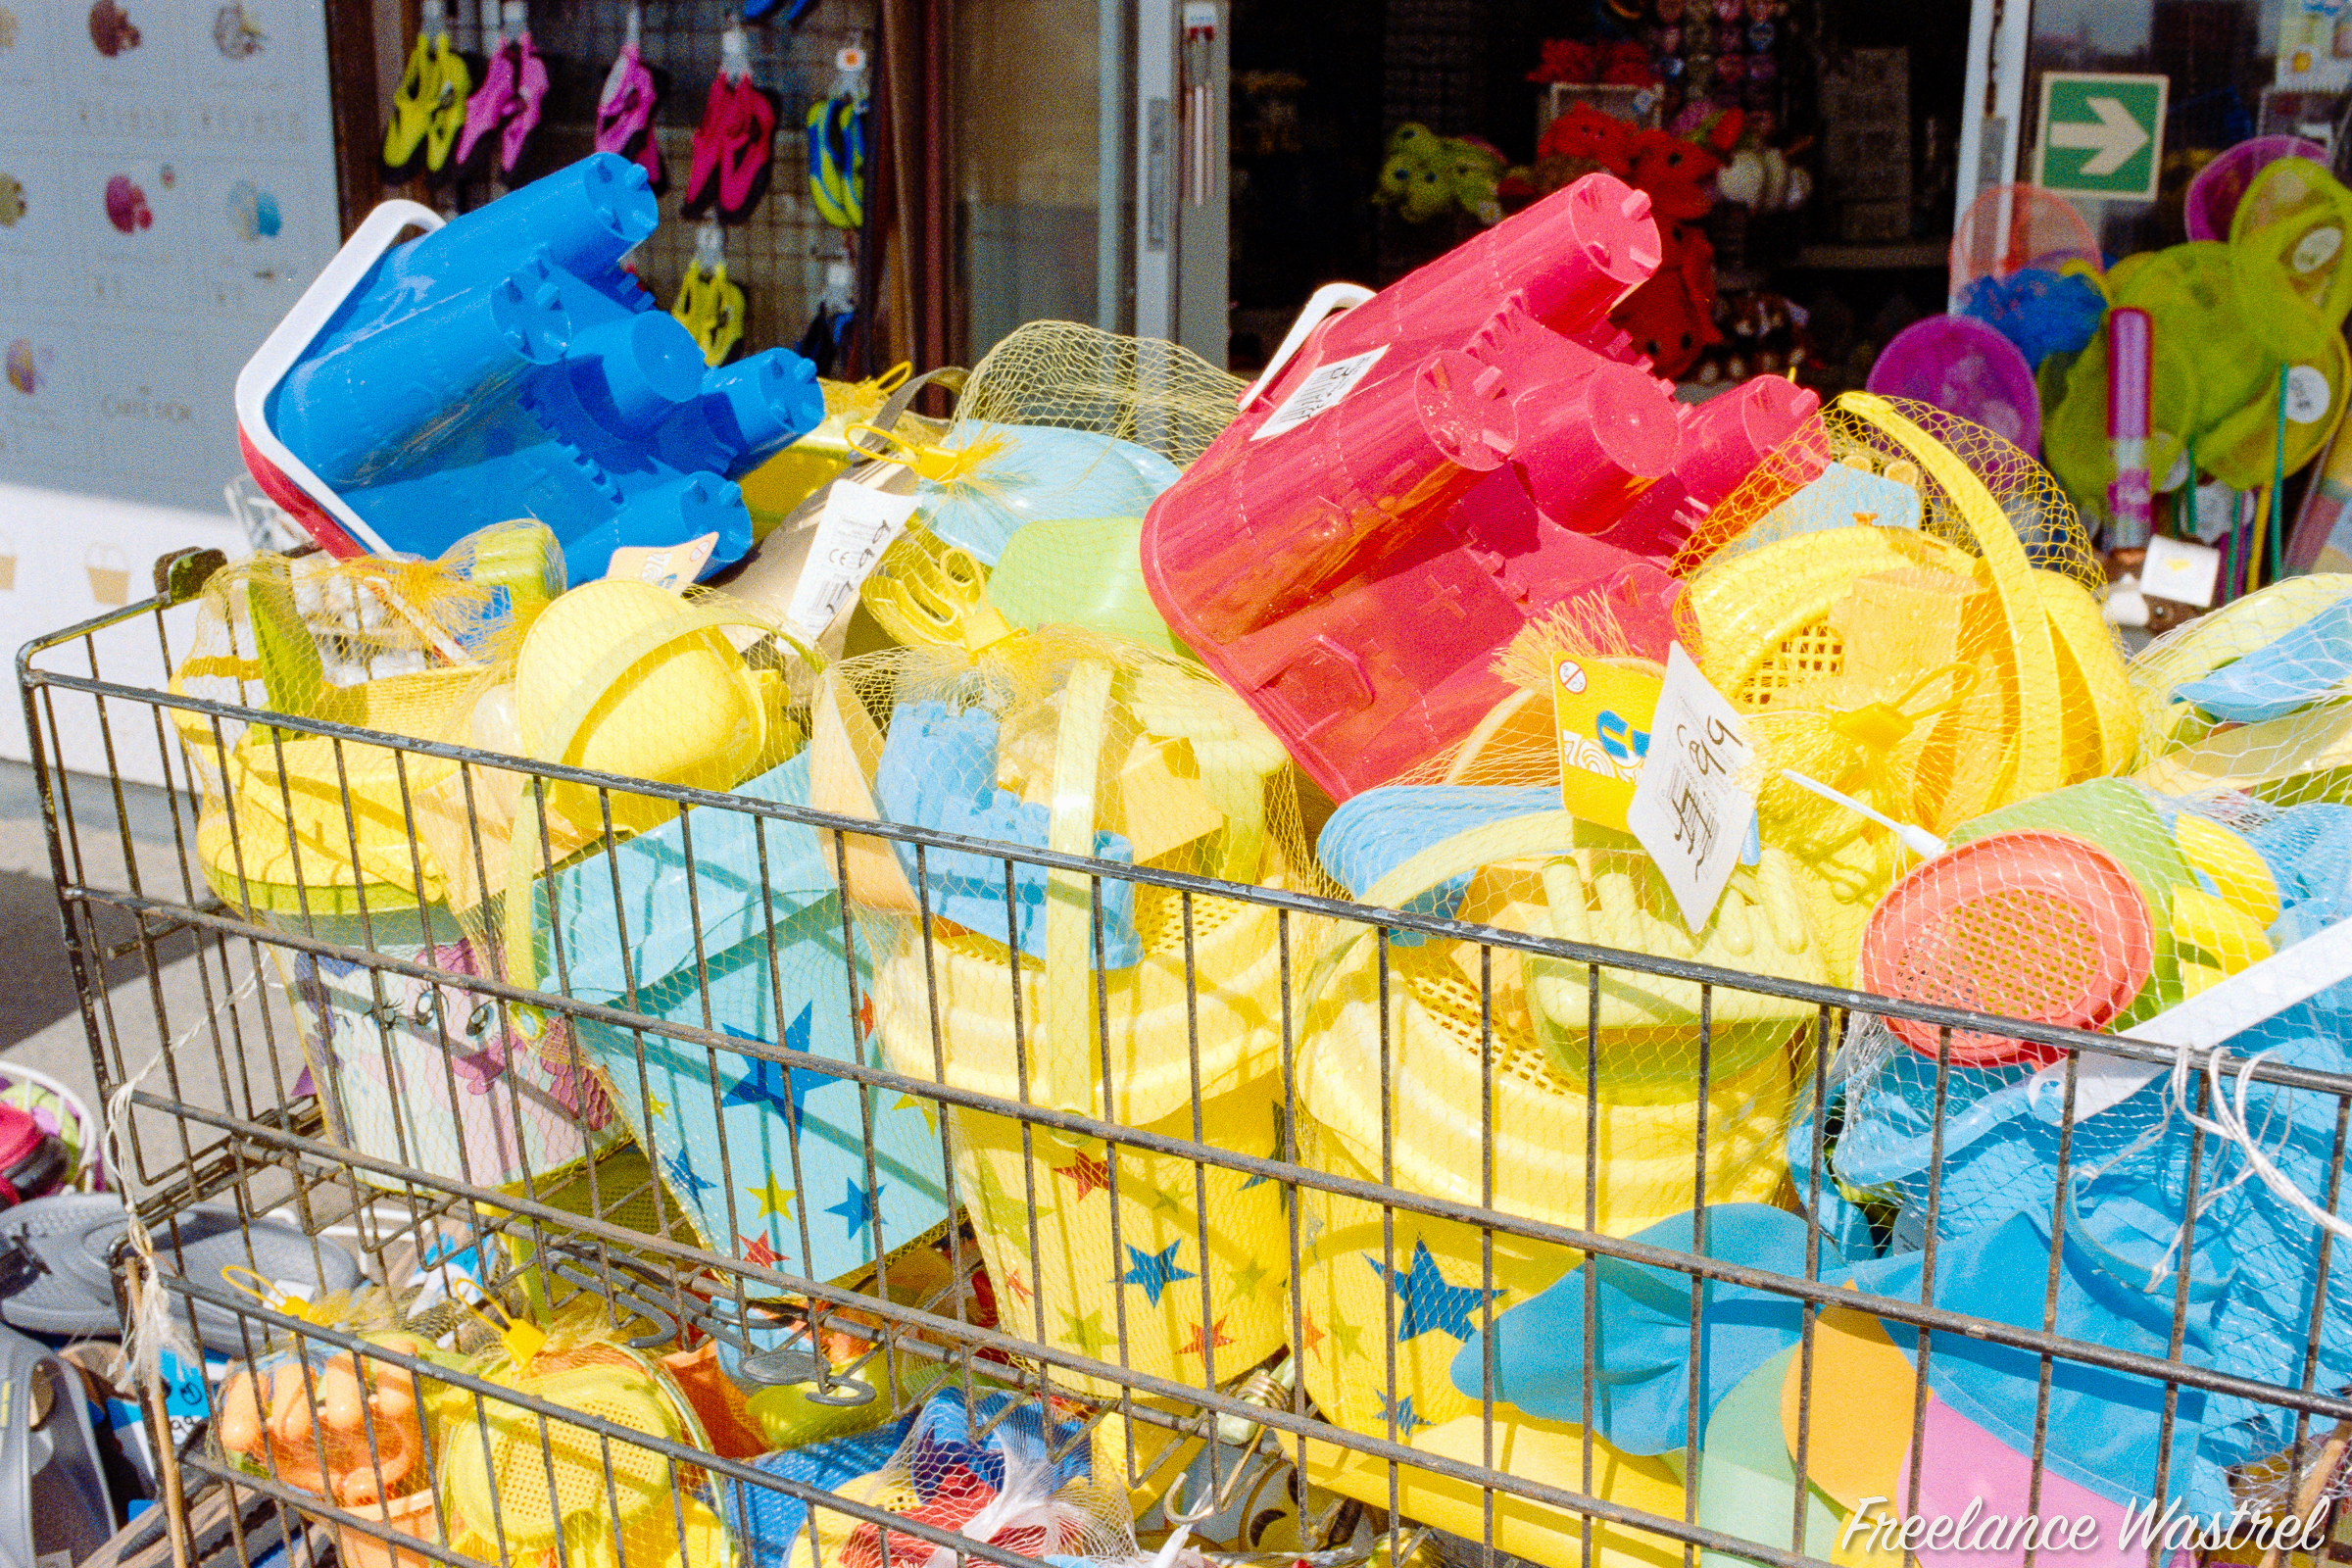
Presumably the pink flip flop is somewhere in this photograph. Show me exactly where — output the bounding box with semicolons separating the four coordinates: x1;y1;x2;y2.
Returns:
717;74;777;218
680;71;738;218
498;28;549;173
454;35;516;169
596;39;663;188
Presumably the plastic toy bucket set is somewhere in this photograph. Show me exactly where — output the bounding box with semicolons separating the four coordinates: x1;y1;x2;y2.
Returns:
175;554;621;1195
1682;395;2131;990
826;628;1313;1396
536;749;956;1359
1287;802;1816;1567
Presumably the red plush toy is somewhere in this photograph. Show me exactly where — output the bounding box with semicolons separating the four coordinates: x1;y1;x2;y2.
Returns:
1598;40;1656;85
1610;215;1721;379
1536;101;1636;175
1628;128;1720;219
1528;37;1597;83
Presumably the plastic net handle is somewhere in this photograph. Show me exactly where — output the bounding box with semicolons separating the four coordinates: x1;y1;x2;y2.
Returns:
1039;660;1114;1114
1842;393;2066;802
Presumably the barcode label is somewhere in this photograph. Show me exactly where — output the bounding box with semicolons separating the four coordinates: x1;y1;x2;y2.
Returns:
784;479;921;637
1251;346;1389;441
1624;643;1755;932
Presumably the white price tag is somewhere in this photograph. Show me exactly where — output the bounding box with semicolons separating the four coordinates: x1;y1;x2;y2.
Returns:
2287;363;2333;424
784;479;920;637
1250;346;1389;441
1625;643;1756;933
2142;532;2222;608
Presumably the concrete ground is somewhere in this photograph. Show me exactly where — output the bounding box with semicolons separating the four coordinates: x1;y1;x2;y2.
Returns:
0;758;288;1180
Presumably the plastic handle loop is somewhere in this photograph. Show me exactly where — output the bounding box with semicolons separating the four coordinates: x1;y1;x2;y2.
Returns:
1842;393;2067;804
1034;660;1116;1115
220;1263;324;1323
503;605;817;976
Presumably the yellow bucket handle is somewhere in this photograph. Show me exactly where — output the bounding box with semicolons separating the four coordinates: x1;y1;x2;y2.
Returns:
503;605;822;979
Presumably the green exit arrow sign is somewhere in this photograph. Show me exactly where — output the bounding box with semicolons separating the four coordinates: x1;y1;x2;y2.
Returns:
2036;72;2168;200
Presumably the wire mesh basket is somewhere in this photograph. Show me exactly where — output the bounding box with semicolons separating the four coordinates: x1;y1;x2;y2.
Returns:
21;547;2352;1568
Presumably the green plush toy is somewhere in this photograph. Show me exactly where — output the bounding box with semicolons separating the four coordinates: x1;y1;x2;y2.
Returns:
1375;122;1504;225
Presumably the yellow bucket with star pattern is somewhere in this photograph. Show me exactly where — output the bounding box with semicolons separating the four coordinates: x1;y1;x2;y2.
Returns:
839;630;1330;1396
1289;813;1806;1568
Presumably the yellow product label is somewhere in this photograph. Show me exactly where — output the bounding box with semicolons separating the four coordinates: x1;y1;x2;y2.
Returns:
1550;655;1663;832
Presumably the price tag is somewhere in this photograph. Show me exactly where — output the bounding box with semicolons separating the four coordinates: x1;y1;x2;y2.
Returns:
784;478;920;637
2141;532;2221;608
1624;643;1756;933
606;533;717;592
1251;346;1388;441
2287;363;2333;425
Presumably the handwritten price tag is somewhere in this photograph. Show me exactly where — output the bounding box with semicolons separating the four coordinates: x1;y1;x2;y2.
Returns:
784;477;920;637
1624;642;1756;933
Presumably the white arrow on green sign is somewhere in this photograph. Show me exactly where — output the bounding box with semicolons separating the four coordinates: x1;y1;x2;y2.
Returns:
2036;72;2168;201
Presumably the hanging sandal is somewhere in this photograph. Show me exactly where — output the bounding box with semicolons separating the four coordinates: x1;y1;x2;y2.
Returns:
806;92;866;228
498;27;550;174
382;29;435;172
453;32;517;170
680;71;740;219
423;33;474;174
671;260;746;367
596;39;664;188
718;74;779;218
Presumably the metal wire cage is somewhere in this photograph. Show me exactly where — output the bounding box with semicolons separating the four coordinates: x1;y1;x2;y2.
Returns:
22;548;2352;1568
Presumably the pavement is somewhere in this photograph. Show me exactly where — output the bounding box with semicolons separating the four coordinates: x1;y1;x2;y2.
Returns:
0;758;284;1169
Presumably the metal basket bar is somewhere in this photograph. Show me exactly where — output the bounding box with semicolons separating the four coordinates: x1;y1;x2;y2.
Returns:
32;667;2352;1102
165;1279;1841;1568
138;1077;2352;1431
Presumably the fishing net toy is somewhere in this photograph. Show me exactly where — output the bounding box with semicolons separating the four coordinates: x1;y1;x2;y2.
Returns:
1948;183;2107;369
1867;315;2042;453
2044;164;2352;517
435;1298;734;1568
2130;572;2352;805
1677;395;2125;987
827;619;1325;1395
172;526;627;1195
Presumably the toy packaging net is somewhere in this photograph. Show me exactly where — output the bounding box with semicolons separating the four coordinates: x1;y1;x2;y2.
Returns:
824;621;1326;1391
170;527;636;1193
436;1305;732;1568
1674;395;2127;992
951;319;1246;470
2130;568;2352;808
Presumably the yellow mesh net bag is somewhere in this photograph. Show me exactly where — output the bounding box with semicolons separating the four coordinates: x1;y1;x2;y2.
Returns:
170;526;631;1194
954;320;1245;469
435;1301;732;1568
1674;394;2130;986
1270;579;1818;1567
819;617;1325;1395
849;322;1243;652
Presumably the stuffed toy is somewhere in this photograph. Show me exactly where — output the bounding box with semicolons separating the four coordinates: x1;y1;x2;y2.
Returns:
1528;38;1597;83
1628;127;1720;218
1376;122;1507;225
